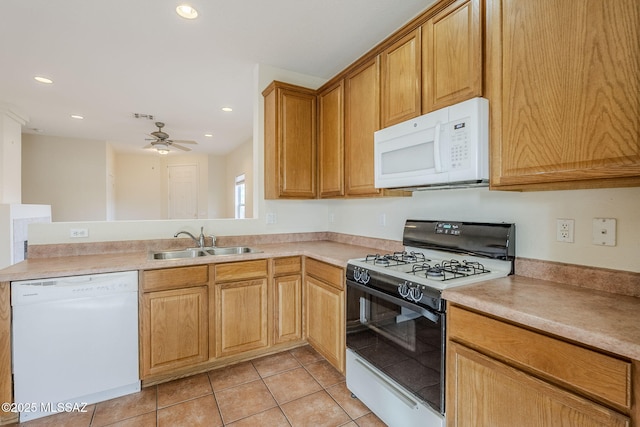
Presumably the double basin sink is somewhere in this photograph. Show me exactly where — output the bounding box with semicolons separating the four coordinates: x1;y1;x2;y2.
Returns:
151;246;262;260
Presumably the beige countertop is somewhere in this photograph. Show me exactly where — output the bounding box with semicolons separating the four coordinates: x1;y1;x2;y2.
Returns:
443;275;640;361
3;240;639;363
0;240;376;282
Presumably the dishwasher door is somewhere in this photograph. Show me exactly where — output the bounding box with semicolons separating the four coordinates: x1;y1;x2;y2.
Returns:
11;271;140;422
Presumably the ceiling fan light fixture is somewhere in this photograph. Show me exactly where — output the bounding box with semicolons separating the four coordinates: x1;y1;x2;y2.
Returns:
176;4;198;19
155;143;170;155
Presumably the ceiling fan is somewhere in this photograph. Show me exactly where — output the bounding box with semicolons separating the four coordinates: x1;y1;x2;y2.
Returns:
143;122;197;154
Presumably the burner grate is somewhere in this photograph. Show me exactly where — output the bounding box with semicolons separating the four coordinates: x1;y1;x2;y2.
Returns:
364;251;430;267
411;259;490;281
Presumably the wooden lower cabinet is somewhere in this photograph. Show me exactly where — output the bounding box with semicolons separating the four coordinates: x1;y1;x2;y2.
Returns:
272;257;302;344
304;258;345;373
215;260;269;357
447;305;632;426
140;286;209;378
140;265;211;379
0;283;15;425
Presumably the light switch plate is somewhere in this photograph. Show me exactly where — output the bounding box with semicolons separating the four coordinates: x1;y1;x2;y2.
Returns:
592;218;616;246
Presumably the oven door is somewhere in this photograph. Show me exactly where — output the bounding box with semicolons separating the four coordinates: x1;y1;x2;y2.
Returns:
346;279;445;418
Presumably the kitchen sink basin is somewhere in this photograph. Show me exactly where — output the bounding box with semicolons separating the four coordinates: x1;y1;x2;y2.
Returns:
150;246;261;260
203;246;262;256
150;249;208;260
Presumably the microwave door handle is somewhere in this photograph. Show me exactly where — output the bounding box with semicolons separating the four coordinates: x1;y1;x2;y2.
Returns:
434;121;442;172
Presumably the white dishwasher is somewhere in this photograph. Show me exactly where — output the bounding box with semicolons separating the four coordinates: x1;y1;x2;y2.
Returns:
11;270;140;422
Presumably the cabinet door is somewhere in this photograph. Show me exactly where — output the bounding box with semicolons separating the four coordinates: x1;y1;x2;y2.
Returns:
263;81;317;199
344;58;382;197
447;342;630;427
486;0;640;189
141;286;208;378
273;274;302;344
304;276;345;373
216;278;268;357
422;0;482;113
381;29;422;127
0;283;13;424
318;81;345;198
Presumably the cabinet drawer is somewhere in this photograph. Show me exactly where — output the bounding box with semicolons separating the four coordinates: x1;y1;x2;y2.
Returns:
273;256;302;276
141;265;209;292
305;258;344;290
448;305;631;410
214;259;268;282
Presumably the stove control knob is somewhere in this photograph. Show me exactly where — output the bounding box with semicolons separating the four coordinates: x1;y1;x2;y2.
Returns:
409;286;423;302
398;281;411;298
354;268;370;285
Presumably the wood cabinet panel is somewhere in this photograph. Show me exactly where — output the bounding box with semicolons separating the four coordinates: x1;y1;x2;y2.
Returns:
447;342;630;427
272;256;302;276
449;306;631;410
304;275;345;373
273;274;302;344
141;265;209;292
263;81;317;199
305;258;344;290
214;259;268;282
422;0;482;112
344;58;382;197
381;29;422;127
318;81;345;198
216;278;268;357
486;0;640;189
141;286;208;378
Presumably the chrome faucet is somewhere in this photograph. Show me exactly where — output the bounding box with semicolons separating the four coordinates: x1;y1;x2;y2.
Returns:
174;226;206;248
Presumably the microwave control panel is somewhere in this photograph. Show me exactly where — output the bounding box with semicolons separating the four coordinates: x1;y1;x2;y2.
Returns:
449;120;471;170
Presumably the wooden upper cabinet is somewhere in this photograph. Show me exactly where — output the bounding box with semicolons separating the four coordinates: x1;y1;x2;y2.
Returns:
344;57;382;197
486;0;640;190
318;81;345;198
263;81;317;199
422;0;482;113
380;29;422;127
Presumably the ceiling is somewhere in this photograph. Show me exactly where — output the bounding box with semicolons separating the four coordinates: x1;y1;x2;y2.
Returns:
0;0;434;155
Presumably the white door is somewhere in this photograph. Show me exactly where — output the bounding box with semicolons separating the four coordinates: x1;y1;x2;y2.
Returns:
168;165;198;219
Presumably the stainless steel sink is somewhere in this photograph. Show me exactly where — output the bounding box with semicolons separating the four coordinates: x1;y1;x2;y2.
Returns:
150;246;261;260
203;246;262;256
150;249;208;260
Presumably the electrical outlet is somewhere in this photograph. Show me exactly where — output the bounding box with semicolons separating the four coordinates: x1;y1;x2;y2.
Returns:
265;212;277;224
378;213;387;227
592;218;616;246
556;219;574;243
70;228;89;238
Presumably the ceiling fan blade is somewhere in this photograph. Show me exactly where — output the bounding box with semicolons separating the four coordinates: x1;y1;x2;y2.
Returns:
172;144;191;151
172;139;198;144
142;143;154;149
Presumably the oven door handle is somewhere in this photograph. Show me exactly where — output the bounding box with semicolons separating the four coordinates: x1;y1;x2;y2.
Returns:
347;280;441;323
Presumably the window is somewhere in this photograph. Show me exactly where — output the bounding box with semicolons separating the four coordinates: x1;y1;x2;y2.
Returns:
234;174;246;219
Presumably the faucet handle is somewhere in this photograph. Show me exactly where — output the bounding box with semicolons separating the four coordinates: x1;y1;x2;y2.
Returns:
208;235;217;247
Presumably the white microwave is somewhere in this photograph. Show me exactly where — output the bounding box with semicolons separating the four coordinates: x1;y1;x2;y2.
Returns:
374;97;489;189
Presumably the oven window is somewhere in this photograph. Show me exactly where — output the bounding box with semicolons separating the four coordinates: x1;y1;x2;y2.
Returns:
346;285;444;414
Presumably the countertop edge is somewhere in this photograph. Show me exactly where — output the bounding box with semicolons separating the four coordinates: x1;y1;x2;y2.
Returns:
443;276;640;361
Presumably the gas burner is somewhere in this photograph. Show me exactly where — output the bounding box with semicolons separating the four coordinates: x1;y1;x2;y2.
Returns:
364;251;429;267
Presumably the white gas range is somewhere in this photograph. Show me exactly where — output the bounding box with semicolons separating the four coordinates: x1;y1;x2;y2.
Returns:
345;220;515;427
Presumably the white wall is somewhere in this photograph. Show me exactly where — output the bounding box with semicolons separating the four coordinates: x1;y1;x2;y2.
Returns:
207;154;228;218
114;153;163;220
0;108;27;204
326;186;640;272
22;134;107;221
225;139;253;218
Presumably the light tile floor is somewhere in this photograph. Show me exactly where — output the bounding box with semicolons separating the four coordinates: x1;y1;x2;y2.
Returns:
12;345;387;427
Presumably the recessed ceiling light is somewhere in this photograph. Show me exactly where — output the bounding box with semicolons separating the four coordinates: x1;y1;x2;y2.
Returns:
71;115;84;120
176;4;198;19
204;134;213;137
221;107;233;112
34;76;53;84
